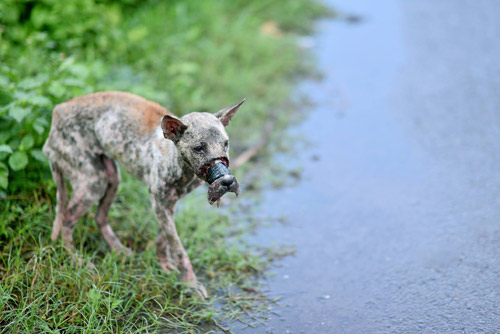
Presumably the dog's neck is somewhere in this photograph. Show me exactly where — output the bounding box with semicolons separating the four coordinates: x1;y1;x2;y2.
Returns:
148;129;198;197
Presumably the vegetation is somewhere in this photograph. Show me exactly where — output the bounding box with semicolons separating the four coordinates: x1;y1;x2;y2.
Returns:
0;0;329;332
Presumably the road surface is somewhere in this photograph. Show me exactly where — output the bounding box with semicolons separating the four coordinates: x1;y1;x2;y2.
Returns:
241;0;500;333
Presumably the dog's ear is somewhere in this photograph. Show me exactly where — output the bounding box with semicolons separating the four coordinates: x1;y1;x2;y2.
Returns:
215;99;245;127
161;115;188;143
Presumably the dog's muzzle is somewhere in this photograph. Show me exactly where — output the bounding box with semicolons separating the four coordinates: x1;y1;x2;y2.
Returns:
206;162;239;206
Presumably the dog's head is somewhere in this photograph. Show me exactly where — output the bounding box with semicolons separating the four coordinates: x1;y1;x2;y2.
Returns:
161;100;245;205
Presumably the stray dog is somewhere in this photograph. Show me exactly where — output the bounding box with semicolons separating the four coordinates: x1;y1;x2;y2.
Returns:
43;92;244;297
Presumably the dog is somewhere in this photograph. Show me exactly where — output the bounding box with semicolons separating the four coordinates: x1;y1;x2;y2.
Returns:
43;91;245;297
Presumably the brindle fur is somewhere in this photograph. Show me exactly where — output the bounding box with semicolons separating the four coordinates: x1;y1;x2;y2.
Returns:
43;91;244;297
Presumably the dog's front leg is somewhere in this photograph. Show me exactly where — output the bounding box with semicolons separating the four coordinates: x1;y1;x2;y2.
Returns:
151;195;208;298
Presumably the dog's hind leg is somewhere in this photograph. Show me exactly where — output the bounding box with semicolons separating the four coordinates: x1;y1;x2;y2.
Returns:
49;163;68;242
95;156;130;254
62;169;108;251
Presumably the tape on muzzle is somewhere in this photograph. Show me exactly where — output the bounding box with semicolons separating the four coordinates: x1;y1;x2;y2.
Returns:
206;162;231;184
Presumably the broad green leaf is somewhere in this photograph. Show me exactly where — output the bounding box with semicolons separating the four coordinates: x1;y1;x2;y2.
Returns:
59;56;76;72
26;94;52;107
0;102;14;116
13;91;51;107
8;151;28;171
60;77;85;87
0;66;18;81
0;75;10;87
8;138;20;151
9;105;31;123
0;162;8;189
19;134;34;151
0;132;10;143
0;143;13;160
30;150;48;163
18;78;42;90
0;145;13;154
17;74;49;90
48;82;66;98
13;91;30;102
67;64;89;78
33;118;48;135
0;89;13;106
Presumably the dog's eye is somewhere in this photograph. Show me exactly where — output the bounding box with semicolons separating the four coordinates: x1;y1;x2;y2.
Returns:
224;141;229;151
192;145;204;154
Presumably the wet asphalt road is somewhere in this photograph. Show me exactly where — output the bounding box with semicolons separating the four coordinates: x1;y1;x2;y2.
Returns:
240;0;500;333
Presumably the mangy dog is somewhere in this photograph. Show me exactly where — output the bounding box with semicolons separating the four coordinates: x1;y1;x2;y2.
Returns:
43;91;245;297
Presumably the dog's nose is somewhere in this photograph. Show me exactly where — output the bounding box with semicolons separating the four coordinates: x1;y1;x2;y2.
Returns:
220;174;235;187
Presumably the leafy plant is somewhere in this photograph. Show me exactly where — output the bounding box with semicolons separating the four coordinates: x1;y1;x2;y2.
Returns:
0;59;97;193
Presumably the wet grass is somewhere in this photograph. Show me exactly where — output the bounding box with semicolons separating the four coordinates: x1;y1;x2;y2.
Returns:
0;171;283;333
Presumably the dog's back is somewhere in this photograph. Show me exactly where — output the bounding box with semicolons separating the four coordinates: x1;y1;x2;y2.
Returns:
43;91;174;182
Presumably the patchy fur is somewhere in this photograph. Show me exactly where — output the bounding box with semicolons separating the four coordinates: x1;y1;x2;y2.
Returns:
43;91;244;297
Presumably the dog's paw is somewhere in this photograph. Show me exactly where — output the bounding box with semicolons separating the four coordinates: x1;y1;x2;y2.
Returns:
187;281;208;299
159;260;177;273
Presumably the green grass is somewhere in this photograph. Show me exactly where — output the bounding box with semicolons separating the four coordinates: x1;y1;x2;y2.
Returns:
0;171;285;333
0;0;331;332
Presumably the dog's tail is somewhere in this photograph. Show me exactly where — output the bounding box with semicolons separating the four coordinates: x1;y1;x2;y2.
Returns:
49;163;68;241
